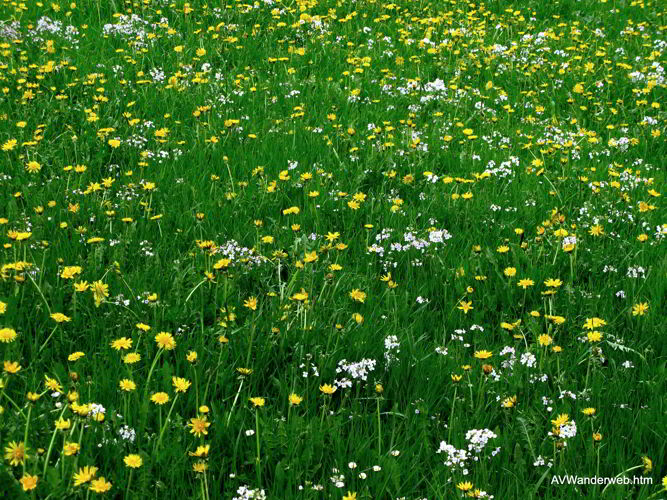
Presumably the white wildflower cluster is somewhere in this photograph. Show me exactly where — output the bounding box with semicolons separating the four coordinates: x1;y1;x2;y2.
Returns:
465;428;498;454
102;14;168;49
118;425;136;443
533;455;554;468
436;441;469;473
232;485;266;500
335;358;376;389
214;240;267;268
519;352;537;368
384;335;400;366
626;265;646;279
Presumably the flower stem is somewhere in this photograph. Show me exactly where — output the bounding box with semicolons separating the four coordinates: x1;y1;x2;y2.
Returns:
155;394;179;453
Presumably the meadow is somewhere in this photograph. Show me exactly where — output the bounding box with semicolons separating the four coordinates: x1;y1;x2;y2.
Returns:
0;0;665;498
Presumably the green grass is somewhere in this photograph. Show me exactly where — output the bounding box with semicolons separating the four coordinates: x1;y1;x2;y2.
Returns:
0;0;665;498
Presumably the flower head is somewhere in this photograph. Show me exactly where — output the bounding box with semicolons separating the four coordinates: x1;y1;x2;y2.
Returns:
124;454;143;469
172;377;191;393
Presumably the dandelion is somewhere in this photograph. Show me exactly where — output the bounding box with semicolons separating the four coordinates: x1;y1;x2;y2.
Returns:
51;312;71;322
474;350;492;360
91;280;109;307
172;377;191;393
632;303;649;316
319;384;336;395
349;289;366;303
73;465;98;486
188;416;211;437
243;296;258;311
0;327;17;343
63;442;80;456
20;474;38;491
89;477;112;493
151;392;170;405
517;278;534;289
249;397;265;407
289;393;303;405
457;481;473;492
155;332;176;350
4;441;27;466
119;379;137;392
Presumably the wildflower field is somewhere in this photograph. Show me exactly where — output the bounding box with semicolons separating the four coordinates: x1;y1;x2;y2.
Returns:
0;0;666;498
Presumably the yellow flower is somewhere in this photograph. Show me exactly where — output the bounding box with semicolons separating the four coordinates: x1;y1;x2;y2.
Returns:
61;266;82;279
20;474;38;491
189;445;210;458
151;392;170;405
51;312;71;323
551;414;569;427
538;334;553;346
587;331;603;342
582;408;596;416
0;327;17;343
110;337;132;350
349;289;366;303
124;454;143;468
63;442;80;456
544;278;562;287
343;492;357;500
119;379;136;392
319;384;336;395
517;278;534;289
289;393;303;405
503;267;516;277
91;280;109;307
243;296;258;311
249;397;265;407
583;317;606;330
3;360;21;374
457;300;473;314
155;332;176;350
474;350;492;360
123;352;141;364
188;416;211;437
632;302;649;316
303;251;318;263
4;441;27;466
640;456;652;474
457;481;473;491
589;224;604;236
55;418;71;431
73;465;98;486
68;351;85;361
89;476;112;493
172;377;191;393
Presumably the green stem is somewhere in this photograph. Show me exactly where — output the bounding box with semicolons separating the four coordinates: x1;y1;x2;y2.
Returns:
125;470;133;498
226;379;244;427
43;404;69;476
447;386;457;443
255;409;262;487
155;394;179;453
23;405;32;475
376;397;382;457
